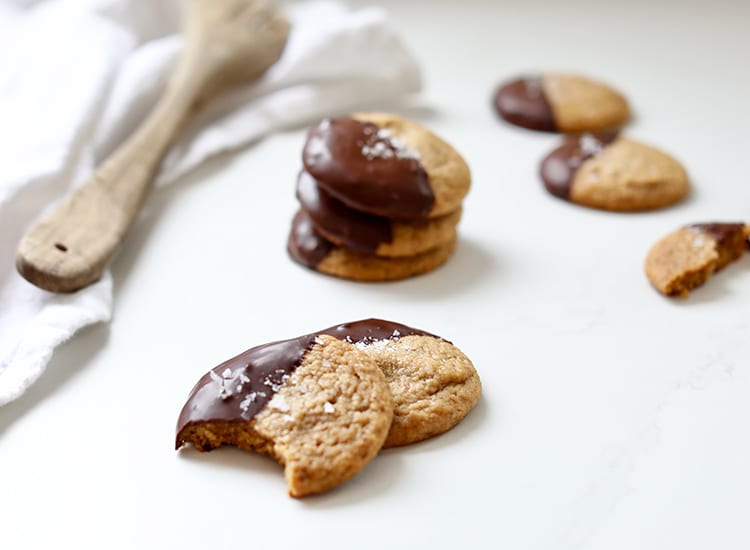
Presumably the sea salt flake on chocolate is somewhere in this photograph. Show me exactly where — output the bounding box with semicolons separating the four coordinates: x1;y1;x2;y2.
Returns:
210;370;233;399
523;77;542;98
305;135;329;161
239;392;258;417
580;134;605;156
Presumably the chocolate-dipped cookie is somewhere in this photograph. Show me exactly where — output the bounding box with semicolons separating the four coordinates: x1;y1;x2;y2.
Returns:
318;319;481;448
540;132;689;211
645;223;750;297
297;170;461;257
175;334;393;498
302;113;470;220
494;73;630;133
287;211;456;282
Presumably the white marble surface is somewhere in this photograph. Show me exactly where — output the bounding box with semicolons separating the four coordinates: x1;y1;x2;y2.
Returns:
2;1;749;548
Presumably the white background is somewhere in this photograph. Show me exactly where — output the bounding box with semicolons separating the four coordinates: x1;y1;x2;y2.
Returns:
2;1;750;548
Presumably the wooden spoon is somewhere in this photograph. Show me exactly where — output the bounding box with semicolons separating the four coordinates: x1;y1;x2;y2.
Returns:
16;0;290;293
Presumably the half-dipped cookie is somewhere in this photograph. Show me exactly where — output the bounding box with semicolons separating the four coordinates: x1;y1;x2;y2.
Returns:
494;73;630;133
645;223;750;297
302;113;470;220
296;170;461;257
540;132;689;211
318;319;482;448
287;211;456;282
176;335;393;497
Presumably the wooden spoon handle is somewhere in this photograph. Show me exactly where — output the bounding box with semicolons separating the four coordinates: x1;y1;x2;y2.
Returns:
16;56;207;293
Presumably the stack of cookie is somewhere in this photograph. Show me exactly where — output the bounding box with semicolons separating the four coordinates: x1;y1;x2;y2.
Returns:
287;113;471;281
176;318;481;497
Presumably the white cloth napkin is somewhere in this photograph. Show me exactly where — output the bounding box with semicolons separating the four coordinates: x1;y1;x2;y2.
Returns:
0;0;421;406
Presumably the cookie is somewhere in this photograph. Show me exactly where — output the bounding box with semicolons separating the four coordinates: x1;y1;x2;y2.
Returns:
540;132;689;211
175;334;393;497
297;170;462;257
494;73;630;133
645;223;750;297
318;319;482;448
302;113;470;220
287;210;457;281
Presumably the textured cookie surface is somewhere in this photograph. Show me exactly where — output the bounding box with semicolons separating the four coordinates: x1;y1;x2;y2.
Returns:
645;223;749;297
175;335;393;497
494;73;630;133
320;319;482;447
542;73;630;133
297;170;461;257
302;114;470;219
287;210;457;281
318;319;481;447
540;133;689;211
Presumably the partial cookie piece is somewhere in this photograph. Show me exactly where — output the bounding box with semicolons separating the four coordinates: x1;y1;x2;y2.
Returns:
645;223;750;297
540;132;689;211
318;319;482;448
302;114;470;219
494;73;630;133
175;335;393;497
297;170;461;257
287;210;456;281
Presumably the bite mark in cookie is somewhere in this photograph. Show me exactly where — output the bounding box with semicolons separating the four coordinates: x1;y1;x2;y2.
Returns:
645;223;749;297
176;335;393;497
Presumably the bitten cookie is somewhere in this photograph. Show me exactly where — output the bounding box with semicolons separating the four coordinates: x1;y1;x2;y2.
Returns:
297;170;461;257
645;223;750;297
287;211;457;281
494;73;630;133
175;334;393;497
302;114;470;220
540;132;689;211
318;319;482;448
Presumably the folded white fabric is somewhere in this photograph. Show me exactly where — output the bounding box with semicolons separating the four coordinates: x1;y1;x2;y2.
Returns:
0;0;421;406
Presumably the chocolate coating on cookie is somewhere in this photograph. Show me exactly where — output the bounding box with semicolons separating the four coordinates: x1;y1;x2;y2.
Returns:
296;170;392;254
175;334;317;447
689;223;749;250
493;76;556;132
318;318;438;344
540;131;619;198
302;117;434;220
286;210;333;268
